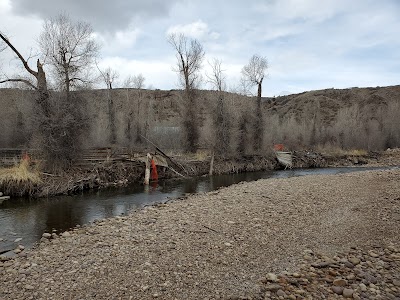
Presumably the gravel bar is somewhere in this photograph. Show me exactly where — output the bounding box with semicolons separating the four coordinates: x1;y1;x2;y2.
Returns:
1;169;399;299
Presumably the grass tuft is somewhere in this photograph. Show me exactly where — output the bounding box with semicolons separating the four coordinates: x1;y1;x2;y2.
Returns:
0;159;42;196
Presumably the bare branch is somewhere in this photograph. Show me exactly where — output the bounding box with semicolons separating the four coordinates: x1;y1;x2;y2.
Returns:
0;32;38;77
167;33;204;91
95;61;119;89
206;58;226;92
0;78;37;90
123;74;146;89
39;13;100;93
241;54;268;98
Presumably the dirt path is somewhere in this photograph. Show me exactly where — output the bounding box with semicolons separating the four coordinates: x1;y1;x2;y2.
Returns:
1;169;399;299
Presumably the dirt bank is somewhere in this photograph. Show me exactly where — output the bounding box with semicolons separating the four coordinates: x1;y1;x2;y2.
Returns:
1;168;399;299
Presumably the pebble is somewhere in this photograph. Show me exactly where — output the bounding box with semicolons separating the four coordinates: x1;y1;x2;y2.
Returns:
42;233;51;239
267;273;278;282
62;231;71;237
276;289;286;297
343;288;354;298
264;284;282;291
333;278;347;286
359;283;367;291
348;257;361;265
332;286;344;295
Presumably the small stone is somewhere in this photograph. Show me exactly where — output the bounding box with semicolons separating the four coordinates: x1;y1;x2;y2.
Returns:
14;238;22;243
312;261;333;268
276;289;286;297
359;283;367;291
343;288;354;298
333;278;348;286
365;274;378;284
224;242;232;247
348;257;361;265
18;245;25;250
368;251;379;258
393;279;400;286
344;261;355;268
62;231;71;237
264;284;282;291
332;286;344;295
25;285;34;290
42;233;51;239
267;273;278;282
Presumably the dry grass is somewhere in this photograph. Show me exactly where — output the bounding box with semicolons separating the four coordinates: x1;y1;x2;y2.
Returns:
0;159;42;196
317;145;368;157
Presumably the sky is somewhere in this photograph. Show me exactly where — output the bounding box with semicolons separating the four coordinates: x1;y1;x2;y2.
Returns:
0;0;399;96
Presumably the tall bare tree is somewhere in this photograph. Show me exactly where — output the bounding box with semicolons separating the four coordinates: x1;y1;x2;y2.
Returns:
206;58;231;156
39;13;99;96
123;74;146;89
241;54;268;99
168;33;205;152
97;65;119;144
241;54;268;151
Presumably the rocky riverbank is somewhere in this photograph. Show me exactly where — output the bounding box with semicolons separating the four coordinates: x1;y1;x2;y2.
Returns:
1;168;399;299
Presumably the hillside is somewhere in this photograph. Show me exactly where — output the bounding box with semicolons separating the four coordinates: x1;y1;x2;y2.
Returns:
0;85;399;151
264;85;400;125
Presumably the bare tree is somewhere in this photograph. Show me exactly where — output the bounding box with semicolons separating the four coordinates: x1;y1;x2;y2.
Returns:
206;58;231;156
96;65;119;144
123;74;145;89
97;66;119;90
39;13;99;96
241;54;268;99
206;58;226;92
241;54;268;152
168;33;205;152
133;73;145;89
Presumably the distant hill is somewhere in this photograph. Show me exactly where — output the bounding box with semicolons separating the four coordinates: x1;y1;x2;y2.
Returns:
0;85;399;151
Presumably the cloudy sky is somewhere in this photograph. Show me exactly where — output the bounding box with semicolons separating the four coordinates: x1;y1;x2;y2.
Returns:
0;0;399;96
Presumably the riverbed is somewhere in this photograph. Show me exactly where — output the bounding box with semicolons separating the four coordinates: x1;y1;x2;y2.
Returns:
1;168;399;299
0;166;395;255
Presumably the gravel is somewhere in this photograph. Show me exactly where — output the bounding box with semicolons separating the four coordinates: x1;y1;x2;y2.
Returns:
0;169;399;299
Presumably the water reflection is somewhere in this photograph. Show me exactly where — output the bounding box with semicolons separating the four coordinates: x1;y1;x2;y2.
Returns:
0;166;394;254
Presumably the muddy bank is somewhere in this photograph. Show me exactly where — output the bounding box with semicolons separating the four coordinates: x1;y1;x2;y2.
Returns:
2;148;399;198
1;169;399;299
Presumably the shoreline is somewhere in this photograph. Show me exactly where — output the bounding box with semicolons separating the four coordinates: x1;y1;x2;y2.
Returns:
2;148;400;198
1;168;399;299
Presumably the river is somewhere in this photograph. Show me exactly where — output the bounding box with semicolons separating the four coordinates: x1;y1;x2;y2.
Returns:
0;166;394;255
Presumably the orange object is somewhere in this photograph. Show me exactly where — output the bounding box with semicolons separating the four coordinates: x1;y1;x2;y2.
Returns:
150;159;158;181
274;144;284;151
22;152;30;161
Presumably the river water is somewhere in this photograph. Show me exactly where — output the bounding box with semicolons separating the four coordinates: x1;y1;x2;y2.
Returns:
0;166;393;255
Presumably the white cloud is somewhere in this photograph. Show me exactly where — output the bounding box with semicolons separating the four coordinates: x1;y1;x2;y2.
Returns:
98;56;174;90
166;20;219;40
81;27;142;58
1;0;399;96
